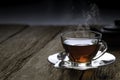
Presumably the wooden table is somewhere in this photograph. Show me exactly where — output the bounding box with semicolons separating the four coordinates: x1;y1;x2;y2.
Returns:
0;24;119;80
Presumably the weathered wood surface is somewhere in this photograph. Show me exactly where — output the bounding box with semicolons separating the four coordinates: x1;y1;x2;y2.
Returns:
0;25;119;80
0;24;28;44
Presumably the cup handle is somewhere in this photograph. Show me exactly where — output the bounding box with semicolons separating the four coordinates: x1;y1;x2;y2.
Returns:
93;40;108;60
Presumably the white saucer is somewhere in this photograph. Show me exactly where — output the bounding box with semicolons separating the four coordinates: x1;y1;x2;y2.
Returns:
48;51;116;70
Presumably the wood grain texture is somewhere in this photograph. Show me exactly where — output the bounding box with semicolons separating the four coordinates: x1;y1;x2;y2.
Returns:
0;24;28;44
8;26;83;80
0;25;119;80
0;25;63;80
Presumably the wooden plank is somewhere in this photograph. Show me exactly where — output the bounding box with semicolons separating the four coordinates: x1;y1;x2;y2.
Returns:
0;26;63;80
0;25;118;80
6;26;84;80
0;24;28;44
10;25;119;80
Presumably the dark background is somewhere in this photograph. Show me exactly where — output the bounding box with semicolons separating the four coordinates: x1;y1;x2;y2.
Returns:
0;0;119;9
0;0;120;25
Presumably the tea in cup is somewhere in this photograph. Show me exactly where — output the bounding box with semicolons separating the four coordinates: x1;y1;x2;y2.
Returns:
61;30;107;63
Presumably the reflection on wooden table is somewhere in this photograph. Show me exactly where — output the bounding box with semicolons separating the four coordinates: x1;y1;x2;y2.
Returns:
0;24;119;80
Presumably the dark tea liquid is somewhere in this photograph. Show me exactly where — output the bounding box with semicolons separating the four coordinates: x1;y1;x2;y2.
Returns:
63;38;99;63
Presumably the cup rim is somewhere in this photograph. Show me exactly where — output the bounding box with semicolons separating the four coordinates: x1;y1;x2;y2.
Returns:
61;30;102;39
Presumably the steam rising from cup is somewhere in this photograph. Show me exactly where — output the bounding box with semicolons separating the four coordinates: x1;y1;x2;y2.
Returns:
82;3;100;26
